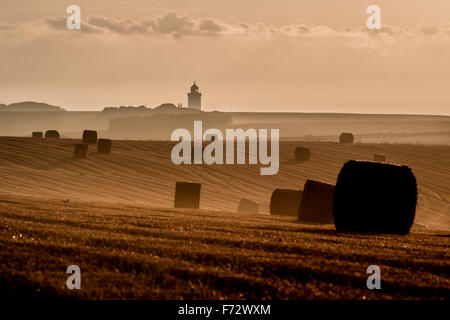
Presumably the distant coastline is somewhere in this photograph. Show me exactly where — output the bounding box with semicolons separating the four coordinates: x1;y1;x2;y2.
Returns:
0;101;66;112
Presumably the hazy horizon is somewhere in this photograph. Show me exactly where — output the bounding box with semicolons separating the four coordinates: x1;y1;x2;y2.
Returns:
3;101;450;117
1;0;450;115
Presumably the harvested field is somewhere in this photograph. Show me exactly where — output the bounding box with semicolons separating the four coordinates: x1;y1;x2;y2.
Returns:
0;196;448;299
0;137;449;299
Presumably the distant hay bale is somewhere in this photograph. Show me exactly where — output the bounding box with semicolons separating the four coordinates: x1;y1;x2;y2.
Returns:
339;132;354;144
373;153;386;162
333;160;417;234
74;143;88;159
32;132;43;138
174;182;201;209
97;139;112;154
270;189;302;216
295;147;311;161
45;130;60;139
82;130;98;144
237;199;259;214
298;180;335;224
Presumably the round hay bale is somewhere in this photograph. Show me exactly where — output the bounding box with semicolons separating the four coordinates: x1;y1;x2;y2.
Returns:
32;132;43;138
373;153;386;162
97;139;112;154
298;180;335;224
45;130;60;139
74;143;88;159
295;147;311;161
82;130;98;144
339;132;354;144
333;160;417;234
174;182;201;209
237;199;259;214
270;189;302;216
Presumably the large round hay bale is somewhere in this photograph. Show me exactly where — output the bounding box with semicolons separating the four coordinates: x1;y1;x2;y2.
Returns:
270;189;302;216
82;130;98;144
373;153;386;162
174;182;201;209
74;143;88;159
333;160;417;234
237;199;259;214
32;132;43;138
298;180;335;224
339;132;354;144
45;130;60;139
97;139;112;154
295;147;311;161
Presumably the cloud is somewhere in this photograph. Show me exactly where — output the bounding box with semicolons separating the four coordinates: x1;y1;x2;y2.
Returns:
44;16;103;34
87;17;147;34
0;23;17;31
154;11;195;34
419;24;439;36
199;18;226;33
85;12;232;37
443;24;450;36
43;17;66;31
3;11;450;50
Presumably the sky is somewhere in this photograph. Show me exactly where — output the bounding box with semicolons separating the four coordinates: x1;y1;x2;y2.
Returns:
1;0;450;115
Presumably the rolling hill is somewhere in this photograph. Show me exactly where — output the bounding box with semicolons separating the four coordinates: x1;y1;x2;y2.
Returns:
0;137;448;299
0;137;448;231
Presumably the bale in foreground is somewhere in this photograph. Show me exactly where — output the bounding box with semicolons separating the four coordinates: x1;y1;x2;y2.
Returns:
174;182;201;209
295;147;311;161
373;154;386;162
339;132;354;144
32;132;43;138
74;143;88;159
237;199;259;214
45;130;60;139
83;130;98;144
333;160;417;234
298;180;335;224
270;189;302;216
97;139;112;154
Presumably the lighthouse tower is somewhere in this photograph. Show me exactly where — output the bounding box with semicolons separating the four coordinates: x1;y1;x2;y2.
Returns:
188;82;202;110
